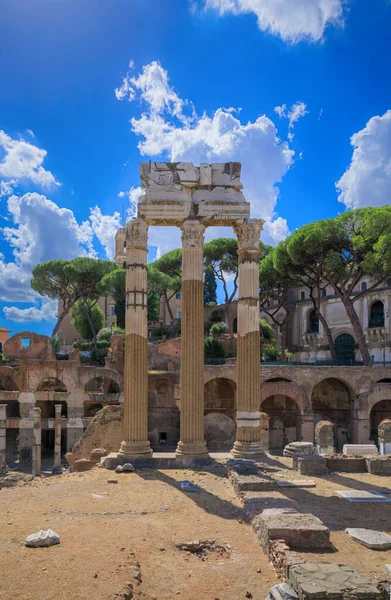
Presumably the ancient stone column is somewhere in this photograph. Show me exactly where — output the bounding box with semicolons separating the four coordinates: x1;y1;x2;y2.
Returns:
53;404;62;474
231;219;265;458
18;392;35;461
31;407;41;477
0;405;7;475
119;218;152;457
176;220;209;458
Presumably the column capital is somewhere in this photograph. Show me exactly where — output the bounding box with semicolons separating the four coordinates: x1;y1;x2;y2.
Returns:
54;404;62;416
181;220;205;249
126;218;149;250
234;219;264;250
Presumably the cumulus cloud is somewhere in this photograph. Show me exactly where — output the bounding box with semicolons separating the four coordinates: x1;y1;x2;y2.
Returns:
118;186;141;219
0;130;59;193
0;192;94;302
116;61;294;250
4;299;57;322
336;110;391;209
200;0;344;43
274;101;308;140
89;206;122;260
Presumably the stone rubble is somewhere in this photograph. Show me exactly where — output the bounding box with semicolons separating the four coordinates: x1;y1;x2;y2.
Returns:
25;529;60;548
176;539;231;558
345;528;391;550
266;582;299;600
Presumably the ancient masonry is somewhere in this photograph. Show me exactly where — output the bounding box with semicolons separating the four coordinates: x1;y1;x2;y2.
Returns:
112;161;265;461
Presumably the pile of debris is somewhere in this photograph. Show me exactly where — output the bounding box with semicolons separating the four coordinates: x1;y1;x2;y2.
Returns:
176;539;231;559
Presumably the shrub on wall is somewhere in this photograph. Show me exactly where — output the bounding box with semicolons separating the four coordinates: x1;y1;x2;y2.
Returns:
210;321;228;337
204;337;225;359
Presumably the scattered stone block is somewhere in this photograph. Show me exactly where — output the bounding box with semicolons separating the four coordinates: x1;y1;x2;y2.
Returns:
385;564;391;575
346;528;391;550
253;508;331;551
73;458;94;472
342;444;378;456
25;529;60;548
366;456;391;475
180;481;200;492
293;455;328;476
266;582;299;599
326;456;366;472
107;478;118;484
229;471;277;493
336;490;391;502
283;442;315;458
122;463;135;472
115;465;124;473
288;562;383;599
226;458;258;474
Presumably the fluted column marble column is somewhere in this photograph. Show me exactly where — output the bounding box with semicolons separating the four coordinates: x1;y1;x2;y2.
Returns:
119;218;152;457
0;405;7;475
176;220;209;458
231;219;265;458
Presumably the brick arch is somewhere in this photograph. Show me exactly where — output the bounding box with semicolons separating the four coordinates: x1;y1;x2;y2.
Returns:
366;384;391;416
79;367;124;392
204;368;236;387
309;374;355;398
260;381;307;415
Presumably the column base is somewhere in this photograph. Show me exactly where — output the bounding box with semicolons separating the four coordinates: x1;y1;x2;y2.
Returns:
118;440;153;457
176;440;209;458
231;441;265;459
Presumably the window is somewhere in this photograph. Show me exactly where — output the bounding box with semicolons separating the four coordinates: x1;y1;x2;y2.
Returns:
123;240;126;249
177;311;182;319
308;310;319;333
369;300;384;328
158;432;167;445
20;338;30;349
361;281;367;291
322;288;327;298
110;306;115;317
175;292;181;299
300;292;305;300
0;342;2;353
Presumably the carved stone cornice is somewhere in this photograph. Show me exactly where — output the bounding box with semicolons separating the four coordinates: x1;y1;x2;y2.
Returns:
181;220;205;249
126;218;149;250
234;219;264;250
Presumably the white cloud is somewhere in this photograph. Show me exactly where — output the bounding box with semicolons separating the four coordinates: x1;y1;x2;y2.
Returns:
201;0;344;43
0;130;59;189
118;186;141;219
117;61;294;251
0;180;16;198
336;110;391;209
0;192;94;302
4;299;57;322
274;101;308;141
89;206;122;260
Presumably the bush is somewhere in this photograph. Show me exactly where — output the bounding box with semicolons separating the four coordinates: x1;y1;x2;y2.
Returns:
210;321;228;337
51;334;63;354
260;318;275;342
81;346;108;366
97;340;109;349
97;326;124;343
56;353;69;361
210;309;224;324
80;342;91;351
263;344;281;361
204;337;225;359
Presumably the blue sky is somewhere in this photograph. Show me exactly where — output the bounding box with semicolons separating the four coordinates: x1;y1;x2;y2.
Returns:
1;0;391;336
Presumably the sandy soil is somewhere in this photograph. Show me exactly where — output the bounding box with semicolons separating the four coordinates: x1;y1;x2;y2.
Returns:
1;458;391;600
0;466;276;600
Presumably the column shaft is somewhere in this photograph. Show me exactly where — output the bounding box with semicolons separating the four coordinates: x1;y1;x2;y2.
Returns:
32;407;41;477
0;405;6;475
176;220;208;457
232;219;265;458
119;218;152;457
53;404;62;473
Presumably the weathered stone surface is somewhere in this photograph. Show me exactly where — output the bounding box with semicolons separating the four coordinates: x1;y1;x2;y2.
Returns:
336;490;391;502
288;562;383;599
229;471;277;492
90;448;109;463
277;480;316;488
326;456;366;472
253;509;331;551
73;458;94;472
226;458;259;474
366;456;391;475
342;444;378;456
0;473;33;488
293;455;329;476
385;564;391;575
266;582;299;599
346;528;391;550
283;442;315;458
122;463;135;472
25;529;60;548
315;420;335;456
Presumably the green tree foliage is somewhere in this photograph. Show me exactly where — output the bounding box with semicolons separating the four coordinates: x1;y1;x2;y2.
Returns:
204;267;217;305
151;249;182;322
98;268;126;329
97;326;125;343
204;337;225;361
31;260;78;336
275;207;391;365
210;321;229;337
259;318;275;342
71;299;105;341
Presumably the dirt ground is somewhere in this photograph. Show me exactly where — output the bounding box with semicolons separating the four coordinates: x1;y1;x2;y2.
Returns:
0;465;276;600
1;458;391;600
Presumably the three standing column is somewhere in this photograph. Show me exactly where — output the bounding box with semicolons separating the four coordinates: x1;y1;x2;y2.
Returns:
176;220;209;458
231;219;265;459
119;218;152;457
